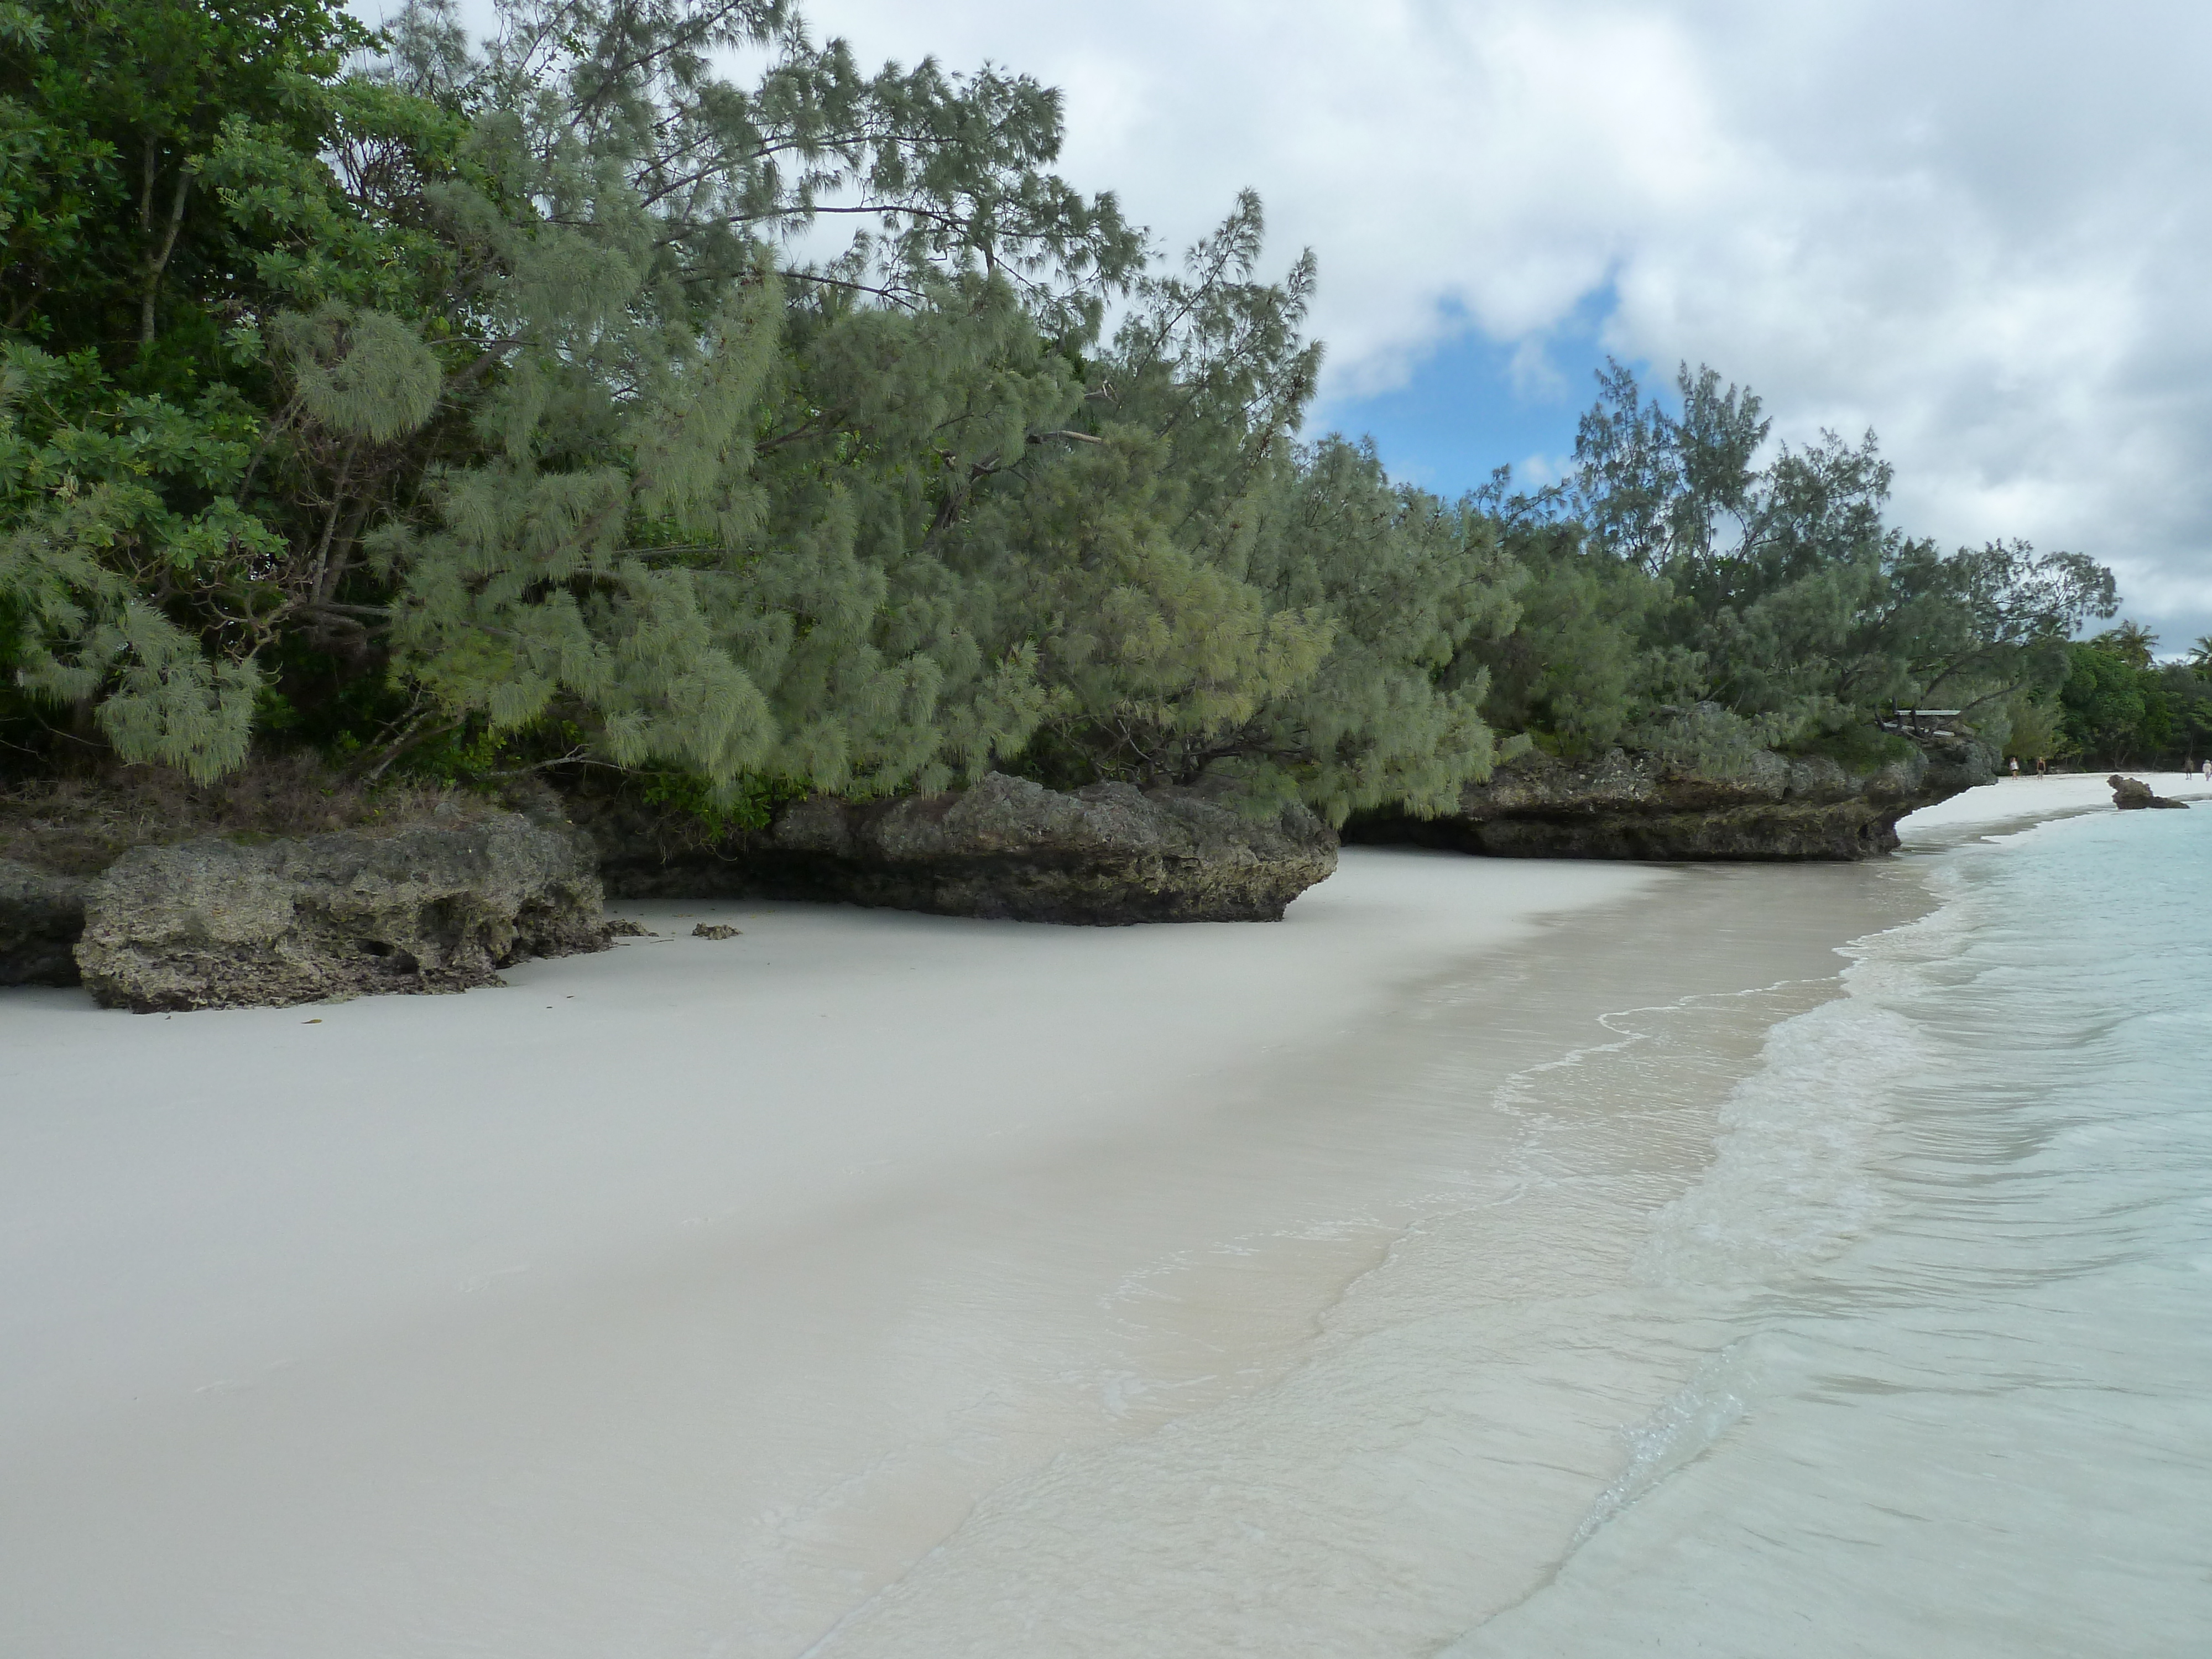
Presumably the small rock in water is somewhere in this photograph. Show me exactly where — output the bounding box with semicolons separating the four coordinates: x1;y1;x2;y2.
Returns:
692;922;742;940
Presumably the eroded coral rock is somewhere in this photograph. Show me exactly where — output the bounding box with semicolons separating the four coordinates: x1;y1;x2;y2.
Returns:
2109;774;2188;810
1351;737;1997;862
1;859;87;986
76;814;612;1011
577;773;1338;924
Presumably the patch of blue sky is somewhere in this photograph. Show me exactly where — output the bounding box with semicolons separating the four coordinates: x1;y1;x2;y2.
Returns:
1313;285;1640;503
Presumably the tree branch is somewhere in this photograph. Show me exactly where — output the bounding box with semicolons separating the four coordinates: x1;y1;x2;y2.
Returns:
140;152;192;348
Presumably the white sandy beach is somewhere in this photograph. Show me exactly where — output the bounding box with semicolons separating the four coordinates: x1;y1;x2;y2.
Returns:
0;773;2186;1657
1900;766;2210;842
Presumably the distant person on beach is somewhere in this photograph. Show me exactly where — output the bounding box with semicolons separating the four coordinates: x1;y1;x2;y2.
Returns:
2010;757;2021;778
2203;759;2210;786
2036;757;2049;776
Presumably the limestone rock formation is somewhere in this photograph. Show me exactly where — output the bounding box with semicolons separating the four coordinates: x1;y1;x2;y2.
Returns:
2109;774;2189;810
1;859;87;986
1349;736;1997;862
577;772;1338;924
76;813;612;1012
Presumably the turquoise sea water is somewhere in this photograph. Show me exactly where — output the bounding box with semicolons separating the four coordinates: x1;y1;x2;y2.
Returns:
1462;804;2212;1656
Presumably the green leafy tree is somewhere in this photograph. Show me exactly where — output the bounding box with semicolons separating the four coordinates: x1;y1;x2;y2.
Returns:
2156;664;2212;762
1241;435;1515;820
0;0;479;775
0;0;379;375
0;0;2131;832
1479;358;2117;770
1463;512;1658;757
2059;641;2150;762
2089;619;2157;670
957;195;1519;821
336;0;1160;793
4;0;1147;789
2053;645;2212;767
2000;690;2064;763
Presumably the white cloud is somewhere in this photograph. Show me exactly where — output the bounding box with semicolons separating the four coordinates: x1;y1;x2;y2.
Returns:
735;2;2212;637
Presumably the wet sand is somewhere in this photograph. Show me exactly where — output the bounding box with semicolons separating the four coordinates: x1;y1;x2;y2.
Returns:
0;782;2125;1656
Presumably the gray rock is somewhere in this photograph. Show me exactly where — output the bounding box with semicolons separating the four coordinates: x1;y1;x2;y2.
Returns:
1351;736;1997;861
576;773;1338;924
1;859;87;986
2110;774;2189;810
76;814;612;1012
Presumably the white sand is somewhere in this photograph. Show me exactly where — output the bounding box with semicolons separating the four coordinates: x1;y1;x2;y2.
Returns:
3;850;1674;1657
1;776;2168;1656
1901;768;2210;845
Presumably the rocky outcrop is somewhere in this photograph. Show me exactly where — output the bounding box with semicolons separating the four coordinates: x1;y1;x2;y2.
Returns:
76;813;613;1012
575;772;1338;924
1349;736;1997;862
1;859;86;986
2110;774;2189;810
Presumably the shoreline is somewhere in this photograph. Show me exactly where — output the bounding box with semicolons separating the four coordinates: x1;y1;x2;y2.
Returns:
1900;768;2210;848
0;783;2162;1655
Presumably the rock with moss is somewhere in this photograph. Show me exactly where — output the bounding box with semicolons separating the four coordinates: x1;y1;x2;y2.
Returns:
76;813;612;1012
575;771;1338;924
1348;736;1997;861
1;860;88;986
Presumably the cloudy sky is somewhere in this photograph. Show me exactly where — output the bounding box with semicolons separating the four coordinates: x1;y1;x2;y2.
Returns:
805;0;2212;653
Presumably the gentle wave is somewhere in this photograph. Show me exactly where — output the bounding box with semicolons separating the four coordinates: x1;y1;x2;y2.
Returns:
1459;804;2212;1658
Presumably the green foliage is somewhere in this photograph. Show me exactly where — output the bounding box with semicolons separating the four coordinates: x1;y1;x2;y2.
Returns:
1466;358;2119;774
0;0;2135;838
973;197;1518;822
1;0;1139;791
5;0;1503;818
2157;665;2212;761
2055;632;2212;764
0;342;273;777
2060;640;2150;761
1464;515;1651;755
2088;619;2156;670
638;765;807;835
1782;721;1916;771
0;0;379;375
1999;691;2064;762
1240;435;1514;820
0;0;478;777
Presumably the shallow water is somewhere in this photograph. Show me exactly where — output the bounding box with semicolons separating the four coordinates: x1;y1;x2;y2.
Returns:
812;808;2212;1656
1460;804;2212;1657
